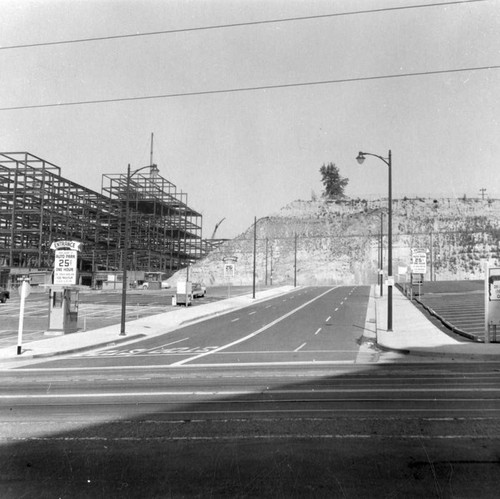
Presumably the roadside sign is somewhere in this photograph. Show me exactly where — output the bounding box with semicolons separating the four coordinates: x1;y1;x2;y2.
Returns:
54;249;78;285
488;272;500;301
224;263;235;278
485;265;500;342
411;249;427;274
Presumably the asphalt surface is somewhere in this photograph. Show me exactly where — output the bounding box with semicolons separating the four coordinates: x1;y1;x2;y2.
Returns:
16;286;369;368
2;362;500;497
1;283;500;497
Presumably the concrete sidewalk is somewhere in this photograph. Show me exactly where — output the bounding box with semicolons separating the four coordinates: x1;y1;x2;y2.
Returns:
0;286;295;364
373;285;500;359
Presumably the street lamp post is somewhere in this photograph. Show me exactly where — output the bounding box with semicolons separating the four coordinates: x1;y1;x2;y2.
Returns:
379;211;384;298
356;150;393;332
120;163;159;336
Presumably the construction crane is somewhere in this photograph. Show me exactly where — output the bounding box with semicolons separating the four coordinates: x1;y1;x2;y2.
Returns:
211;218;226;239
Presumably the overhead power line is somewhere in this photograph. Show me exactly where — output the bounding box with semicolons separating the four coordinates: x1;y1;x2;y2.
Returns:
0;64;498;112
0;0;487;51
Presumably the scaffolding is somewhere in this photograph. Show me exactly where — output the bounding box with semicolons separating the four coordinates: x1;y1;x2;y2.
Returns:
0;152;204;276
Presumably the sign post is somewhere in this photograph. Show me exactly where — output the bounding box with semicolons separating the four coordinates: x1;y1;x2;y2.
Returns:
17;279;31;355
410;248;427;299
411;248;427;275
223;256;237;298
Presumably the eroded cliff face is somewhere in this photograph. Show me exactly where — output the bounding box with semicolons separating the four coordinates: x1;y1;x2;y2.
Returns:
172;198;500;286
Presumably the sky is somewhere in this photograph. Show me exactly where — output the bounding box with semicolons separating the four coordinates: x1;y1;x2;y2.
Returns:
1;0;499;239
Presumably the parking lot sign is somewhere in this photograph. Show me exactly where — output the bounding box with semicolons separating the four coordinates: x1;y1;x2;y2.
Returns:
54;249;78;285
411;248;427;274
485;265;500;342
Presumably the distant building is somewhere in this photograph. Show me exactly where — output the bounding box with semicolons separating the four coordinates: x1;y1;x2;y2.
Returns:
0;152;205;287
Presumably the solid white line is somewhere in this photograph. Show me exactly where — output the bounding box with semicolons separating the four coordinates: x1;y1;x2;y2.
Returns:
2;389;500;400
172;287;338;366
177;360;356;367
294;342;307;352
314;328;322;335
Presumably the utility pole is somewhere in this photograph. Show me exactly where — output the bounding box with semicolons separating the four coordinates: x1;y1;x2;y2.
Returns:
265;238;268;286
294;233;297;287
150;132;154;166
480;188;487;200
252;216;257;299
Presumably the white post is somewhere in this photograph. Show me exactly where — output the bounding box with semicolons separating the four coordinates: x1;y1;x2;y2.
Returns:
17;280;28;355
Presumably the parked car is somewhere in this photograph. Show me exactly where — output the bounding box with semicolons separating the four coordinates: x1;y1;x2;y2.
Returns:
192;282;206;298
141;280;171;290
0;287;10;303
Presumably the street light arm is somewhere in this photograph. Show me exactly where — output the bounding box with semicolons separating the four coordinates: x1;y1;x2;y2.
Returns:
130;163;159;177
357;151;390;167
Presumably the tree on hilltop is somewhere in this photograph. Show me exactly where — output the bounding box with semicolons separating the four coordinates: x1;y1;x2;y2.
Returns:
319;163;349;199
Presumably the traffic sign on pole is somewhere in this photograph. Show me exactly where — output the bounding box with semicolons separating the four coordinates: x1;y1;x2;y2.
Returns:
411;248;427;274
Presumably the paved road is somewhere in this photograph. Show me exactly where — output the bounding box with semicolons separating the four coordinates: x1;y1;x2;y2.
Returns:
24;286;368;368
1;362;500;497
2;285;500;496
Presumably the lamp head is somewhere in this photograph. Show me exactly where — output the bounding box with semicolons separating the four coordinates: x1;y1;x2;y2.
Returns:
356;152;365;165
150;163;159;177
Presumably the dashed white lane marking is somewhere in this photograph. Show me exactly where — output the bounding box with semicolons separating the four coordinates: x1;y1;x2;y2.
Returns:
294;342;307;352
314;328;322;335
326;316;331;322
335;307;339;312
231;318;240;322
248;311;256;315
173;287;338;367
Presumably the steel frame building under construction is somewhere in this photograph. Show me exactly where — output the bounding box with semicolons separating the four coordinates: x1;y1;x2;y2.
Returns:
0;152;204;283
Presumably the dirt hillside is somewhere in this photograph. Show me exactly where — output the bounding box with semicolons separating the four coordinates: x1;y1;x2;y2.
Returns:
171;197;500;287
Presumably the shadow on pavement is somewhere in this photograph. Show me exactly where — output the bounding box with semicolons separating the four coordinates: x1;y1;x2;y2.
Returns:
1;362;500;498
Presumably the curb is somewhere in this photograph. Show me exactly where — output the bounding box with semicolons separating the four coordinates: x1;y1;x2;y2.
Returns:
375;341;410;356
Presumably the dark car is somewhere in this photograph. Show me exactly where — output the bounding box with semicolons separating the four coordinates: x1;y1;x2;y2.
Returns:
0;287;10;303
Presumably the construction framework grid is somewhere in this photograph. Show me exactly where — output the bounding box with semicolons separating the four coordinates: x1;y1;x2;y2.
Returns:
0;151;204;274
